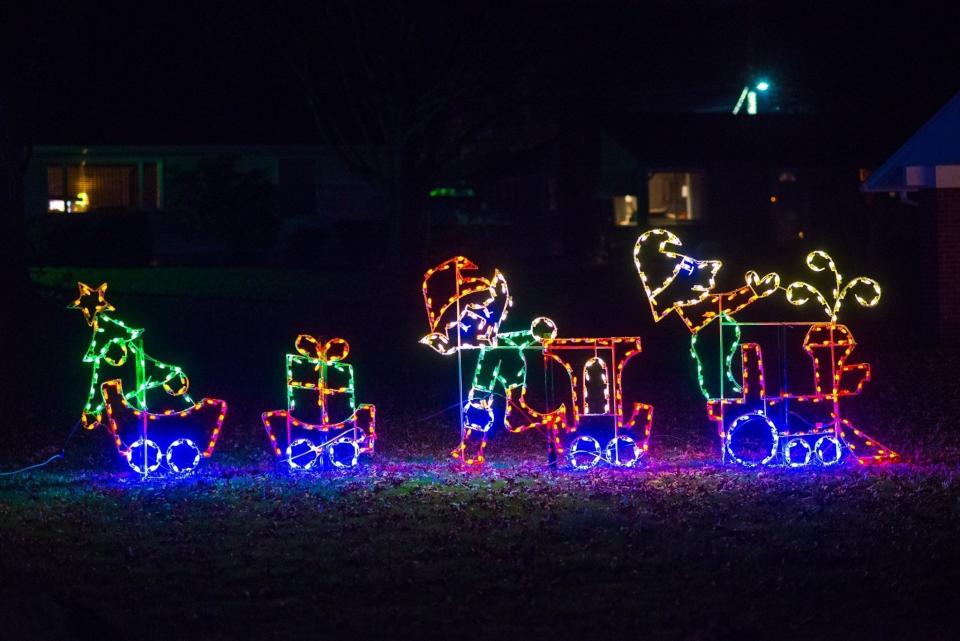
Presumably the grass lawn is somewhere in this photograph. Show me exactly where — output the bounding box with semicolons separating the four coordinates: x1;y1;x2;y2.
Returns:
31;266;385;303
2;459;959;641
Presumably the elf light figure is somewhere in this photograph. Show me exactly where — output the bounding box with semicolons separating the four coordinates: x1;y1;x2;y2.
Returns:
419;258;559;465
634;229;781;403
420;258;653;468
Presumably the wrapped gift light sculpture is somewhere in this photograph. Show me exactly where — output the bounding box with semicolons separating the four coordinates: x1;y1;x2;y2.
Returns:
261;335;376;470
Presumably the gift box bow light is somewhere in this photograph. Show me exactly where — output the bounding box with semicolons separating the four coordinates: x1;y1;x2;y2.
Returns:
287;335;356;422
264;334;376;469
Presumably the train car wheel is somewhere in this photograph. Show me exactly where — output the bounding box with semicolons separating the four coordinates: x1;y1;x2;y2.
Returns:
328;437;361;469
166;438;202;474
126;439;162;475
568;436;602;470
783;438;812;467
286;438;321;470
814;436;843;466
725;413;779;467
605;436;642;467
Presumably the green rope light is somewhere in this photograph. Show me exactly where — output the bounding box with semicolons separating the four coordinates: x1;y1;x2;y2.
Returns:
70;282;194;430
689;312;742;400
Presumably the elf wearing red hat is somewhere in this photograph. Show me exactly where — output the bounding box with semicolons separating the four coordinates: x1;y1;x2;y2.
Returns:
420;257;566;464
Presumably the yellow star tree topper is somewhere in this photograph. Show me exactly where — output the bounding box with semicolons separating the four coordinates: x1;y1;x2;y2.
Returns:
69;282;115;328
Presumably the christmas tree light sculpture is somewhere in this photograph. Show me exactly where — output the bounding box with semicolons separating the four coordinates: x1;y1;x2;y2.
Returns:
71;282;195;429
71;282;228;475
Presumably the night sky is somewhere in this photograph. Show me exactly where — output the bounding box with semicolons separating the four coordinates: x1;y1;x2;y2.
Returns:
17;1;960;156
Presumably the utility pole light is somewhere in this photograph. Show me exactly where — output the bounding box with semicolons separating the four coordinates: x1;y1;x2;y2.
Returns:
733;78;771;115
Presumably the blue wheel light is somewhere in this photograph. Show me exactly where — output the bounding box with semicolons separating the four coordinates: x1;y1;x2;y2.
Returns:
166;438;202;474
328;436;360;469
784;437;812;468
568;436;602;470
726;412;779;467
605;436;642;467
126;439;162;475
286;438;321;470
814;436;843;466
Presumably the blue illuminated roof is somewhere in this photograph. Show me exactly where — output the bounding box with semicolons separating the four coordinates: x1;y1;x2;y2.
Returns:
863;91;960;191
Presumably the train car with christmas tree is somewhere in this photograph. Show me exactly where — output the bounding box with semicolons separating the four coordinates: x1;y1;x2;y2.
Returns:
71;282;229;476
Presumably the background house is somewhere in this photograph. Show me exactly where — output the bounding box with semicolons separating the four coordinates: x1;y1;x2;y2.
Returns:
863;92;960;346
25;109;934;348
26;145;383;265
429;113;884;265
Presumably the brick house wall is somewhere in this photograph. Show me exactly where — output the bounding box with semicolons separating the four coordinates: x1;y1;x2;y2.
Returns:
936;188;960;346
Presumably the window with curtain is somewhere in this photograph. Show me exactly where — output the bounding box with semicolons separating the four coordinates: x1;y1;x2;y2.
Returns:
47;163;159;212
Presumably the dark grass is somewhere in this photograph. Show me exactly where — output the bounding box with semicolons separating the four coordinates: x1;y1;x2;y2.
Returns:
4;457;960;641
2;269;959;640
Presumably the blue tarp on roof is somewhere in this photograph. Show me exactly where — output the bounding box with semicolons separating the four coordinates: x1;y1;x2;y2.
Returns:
863;91;960;191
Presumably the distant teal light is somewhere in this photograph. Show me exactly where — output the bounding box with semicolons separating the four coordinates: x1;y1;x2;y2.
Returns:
755;80;770;92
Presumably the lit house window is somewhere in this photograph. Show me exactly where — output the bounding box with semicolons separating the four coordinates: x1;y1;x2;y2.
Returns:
648;171;703;223
47;163;159;213
613;195;639;226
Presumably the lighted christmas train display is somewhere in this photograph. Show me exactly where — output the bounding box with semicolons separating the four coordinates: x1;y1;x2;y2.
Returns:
533;336;653;470
696;320;895;467
68;224;898;477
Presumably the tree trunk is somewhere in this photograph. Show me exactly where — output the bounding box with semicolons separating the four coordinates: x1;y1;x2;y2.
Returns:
0;11;39;424
383;150;429;268
0;143;32;300
0;116;34;429
0;26;33;303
